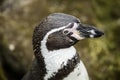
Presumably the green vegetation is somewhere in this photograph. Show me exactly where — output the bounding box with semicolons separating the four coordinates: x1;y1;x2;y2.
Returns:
0;0;120;80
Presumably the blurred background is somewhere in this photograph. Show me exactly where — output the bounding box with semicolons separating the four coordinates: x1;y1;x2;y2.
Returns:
0;0;120;80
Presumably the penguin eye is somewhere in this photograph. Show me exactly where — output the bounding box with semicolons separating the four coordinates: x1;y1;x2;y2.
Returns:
63;30;69;35
63;30;73;38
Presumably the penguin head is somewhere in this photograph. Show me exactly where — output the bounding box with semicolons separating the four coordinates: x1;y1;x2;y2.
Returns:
33;13;104;51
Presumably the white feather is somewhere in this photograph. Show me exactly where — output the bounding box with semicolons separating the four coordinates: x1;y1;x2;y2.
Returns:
63;61;89;80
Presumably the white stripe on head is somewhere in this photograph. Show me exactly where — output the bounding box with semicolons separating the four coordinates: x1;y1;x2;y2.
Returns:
41;23;72;52
40;23;76;80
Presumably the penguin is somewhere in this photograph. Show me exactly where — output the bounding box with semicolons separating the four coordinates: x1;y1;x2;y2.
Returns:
22;13;104;80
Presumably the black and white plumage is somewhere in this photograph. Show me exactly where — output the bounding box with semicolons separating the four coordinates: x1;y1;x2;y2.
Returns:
22;13;104;80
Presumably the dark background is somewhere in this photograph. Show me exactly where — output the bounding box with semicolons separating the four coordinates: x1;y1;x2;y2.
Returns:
0;0;120;80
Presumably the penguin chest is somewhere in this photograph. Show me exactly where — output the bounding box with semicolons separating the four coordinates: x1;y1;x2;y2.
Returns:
42;46;77;80
41;46;89;80
63;60;89;80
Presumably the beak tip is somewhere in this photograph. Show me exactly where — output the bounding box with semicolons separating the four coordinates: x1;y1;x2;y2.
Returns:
94;31;104;38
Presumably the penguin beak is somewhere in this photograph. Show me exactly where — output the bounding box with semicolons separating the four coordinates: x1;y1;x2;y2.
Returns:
63;23;104;40
77;23;104;38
